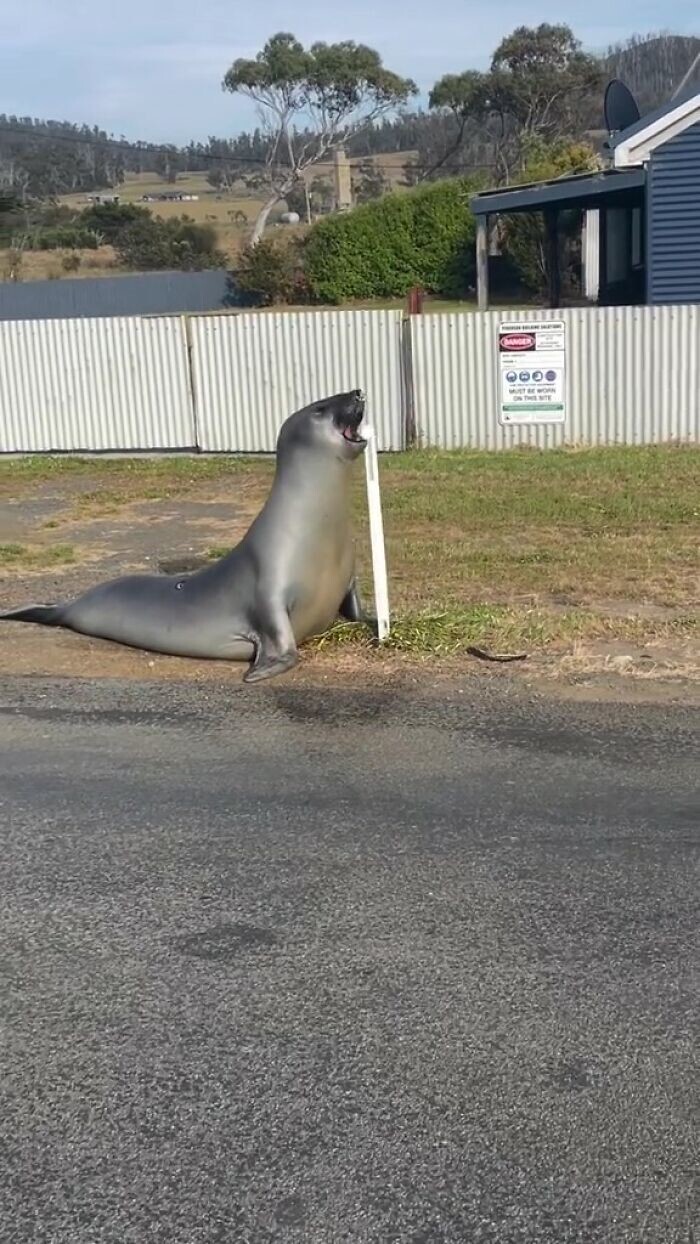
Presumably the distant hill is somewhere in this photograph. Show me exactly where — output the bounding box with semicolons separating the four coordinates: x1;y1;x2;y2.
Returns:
602;33;700;116
2;32;699;200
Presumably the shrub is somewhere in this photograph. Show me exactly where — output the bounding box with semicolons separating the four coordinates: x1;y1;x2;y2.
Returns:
236;237;307;306
114;216;226;272
61;252;81;273
32;204;77;228
35;226;100;250
78;202;151;242
303;179;477;304
114;217;170;269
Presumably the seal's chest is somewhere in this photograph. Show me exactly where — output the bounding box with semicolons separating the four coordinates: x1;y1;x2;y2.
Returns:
288;551;351;640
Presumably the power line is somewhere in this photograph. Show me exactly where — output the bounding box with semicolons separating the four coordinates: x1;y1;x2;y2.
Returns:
0;124;421;170
0;121;497;175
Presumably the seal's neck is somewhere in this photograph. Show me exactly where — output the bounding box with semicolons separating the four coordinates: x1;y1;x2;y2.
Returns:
275;449;353;501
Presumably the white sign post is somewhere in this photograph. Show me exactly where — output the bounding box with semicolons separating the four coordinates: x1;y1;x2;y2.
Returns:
498;320;566;425
363;426;390;642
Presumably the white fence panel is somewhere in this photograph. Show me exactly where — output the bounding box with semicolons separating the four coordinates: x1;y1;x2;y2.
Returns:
191;310;405;452
2;304;699;455
0;316;194;452
411;305;700;449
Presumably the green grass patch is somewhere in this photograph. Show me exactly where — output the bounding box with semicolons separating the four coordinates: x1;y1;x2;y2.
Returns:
0;454;271;484
312;606;698;657
357;446;700;610
378;445;700;528
0;543;76;568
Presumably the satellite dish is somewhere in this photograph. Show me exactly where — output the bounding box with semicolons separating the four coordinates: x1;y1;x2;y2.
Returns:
604;79;641;135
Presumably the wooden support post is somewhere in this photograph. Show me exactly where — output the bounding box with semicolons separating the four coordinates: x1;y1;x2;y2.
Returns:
545;209;561;309
476;214;489;311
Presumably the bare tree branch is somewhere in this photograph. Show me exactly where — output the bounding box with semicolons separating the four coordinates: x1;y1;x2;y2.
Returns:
223;32;416;242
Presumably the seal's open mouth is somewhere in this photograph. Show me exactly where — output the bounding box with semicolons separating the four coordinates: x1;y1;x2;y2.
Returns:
335;390;366;444
340;422;365;443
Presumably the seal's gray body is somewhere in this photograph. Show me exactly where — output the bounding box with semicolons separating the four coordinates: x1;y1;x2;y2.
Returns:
1;390;370;682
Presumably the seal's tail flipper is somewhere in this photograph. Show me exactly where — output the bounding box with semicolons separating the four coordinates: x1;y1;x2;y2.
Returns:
1;603;62;627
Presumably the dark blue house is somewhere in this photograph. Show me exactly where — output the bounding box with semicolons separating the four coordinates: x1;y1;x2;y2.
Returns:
470;89;700;309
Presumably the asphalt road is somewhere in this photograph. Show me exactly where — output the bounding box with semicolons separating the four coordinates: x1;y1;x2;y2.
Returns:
0;674;698;1244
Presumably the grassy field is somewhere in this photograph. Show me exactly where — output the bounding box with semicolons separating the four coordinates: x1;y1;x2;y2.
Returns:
57;172;266;271
58;157;410;262
2;446;697;660
22;156;519;308
23;153;415;282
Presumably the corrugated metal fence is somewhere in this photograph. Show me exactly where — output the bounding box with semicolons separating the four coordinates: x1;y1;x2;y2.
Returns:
0;316;194;452
0;304;698;453
190;311;405;451
411;305;700;449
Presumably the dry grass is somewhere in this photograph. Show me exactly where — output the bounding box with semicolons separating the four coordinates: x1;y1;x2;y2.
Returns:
60;171;260;216
0;246;122;283
8;152;422;283
55;459;267;519
553;639;700;684
0;454;264;489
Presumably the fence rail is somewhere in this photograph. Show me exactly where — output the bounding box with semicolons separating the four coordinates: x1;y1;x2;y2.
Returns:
0;305;698;453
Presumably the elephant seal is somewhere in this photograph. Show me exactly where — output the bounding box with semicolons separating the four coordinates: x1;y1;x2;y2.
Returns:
1;389;373;683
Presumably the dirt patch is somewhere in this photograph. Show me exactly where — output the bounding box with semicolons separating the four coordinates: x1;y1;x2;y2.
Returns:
0;476;260;594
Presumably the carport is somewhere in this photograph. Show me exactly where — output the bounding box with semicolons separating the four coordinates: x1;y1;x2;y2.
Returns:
470;167;646;309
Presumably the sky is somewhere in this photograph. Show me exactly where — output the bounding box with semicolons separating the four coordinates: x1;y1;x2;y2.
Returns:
1;0;697;144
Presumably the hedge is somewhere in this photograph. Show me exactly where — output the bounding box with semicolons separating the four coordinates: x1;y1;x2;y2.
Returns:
303;178;477;304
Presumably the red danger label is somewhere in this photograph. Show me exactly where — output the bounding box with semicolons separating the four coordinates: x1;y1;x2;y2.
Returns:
499;333;535;351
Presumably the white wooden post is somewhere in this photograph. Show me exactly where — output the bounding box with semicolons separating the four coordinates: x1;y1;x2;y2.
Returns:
363;427;390;641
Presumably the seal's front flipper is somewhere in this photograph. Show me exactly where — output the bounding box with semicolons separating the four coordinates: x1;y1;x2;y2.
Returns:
244;647;298;683
244;610;298;684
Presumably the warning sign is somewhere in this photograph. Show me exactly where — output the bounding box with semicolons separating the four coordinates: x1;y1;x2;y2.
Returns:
498;320;566;425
